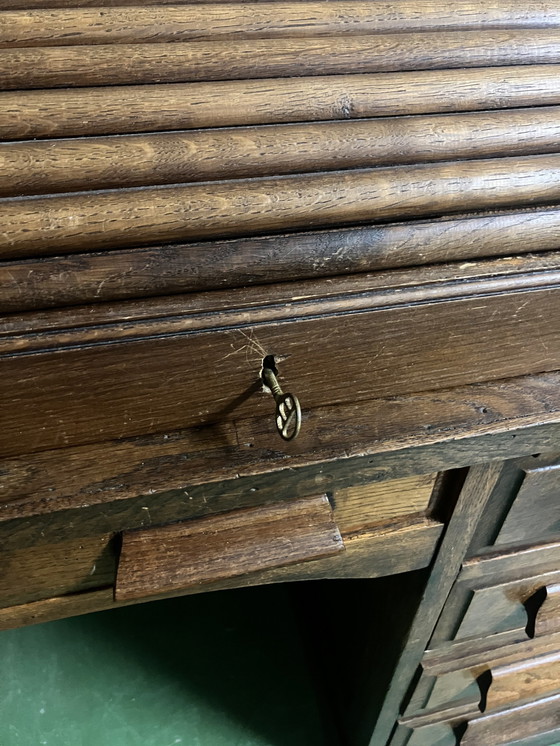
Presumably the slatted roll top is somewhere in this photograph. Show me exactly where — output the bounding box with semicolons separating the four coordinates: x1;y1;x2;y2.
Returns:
2;1;560;311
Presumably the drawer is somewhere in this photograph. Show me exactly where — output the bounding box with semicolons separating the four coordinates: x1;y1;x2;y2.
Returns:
401;633;560;743
1;254;560;458
494;455;560;549
0;472;443;624
400;692;560;746
432;541;560;645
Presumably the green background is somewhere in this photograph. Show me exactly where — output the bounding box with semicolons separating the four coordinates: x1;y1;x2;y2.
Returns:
0;585;331;746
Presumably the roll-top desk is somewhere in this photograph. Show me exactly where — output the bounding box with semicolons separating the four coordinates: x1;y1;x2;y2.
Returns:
1;2;560;744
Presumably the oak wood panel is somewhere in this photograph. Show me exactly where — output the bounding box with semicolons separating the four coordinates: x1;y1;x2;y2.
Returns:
486;652;560;711
4;108;560;199
423;631;560;677
3;65;559;141
495;462;560;547
443;570;560;643
2;373;559;550
4;253;557;338
2;3;559;48
0;375;560;556
333;473;437;534
1;281;560;457
535;584;560;637
0;588;117;631
3;30;560;89
3;208;560;313
115;495;344;600
4;154;560;258
0;534;117;608
462;540;560;584
462;693;560;745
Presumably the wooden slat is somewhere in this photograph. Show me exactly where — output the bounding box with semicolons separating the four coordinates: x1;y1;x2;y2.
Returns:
462;692;560;745
3;30;560;89
115;495;344;600
2;2;559;49
334;474;437;534
1;0;559;11
2;65;560;141
3;208;560;313
486;652;560;711
535;583;560;637
4;154;560;258
4;108;560;199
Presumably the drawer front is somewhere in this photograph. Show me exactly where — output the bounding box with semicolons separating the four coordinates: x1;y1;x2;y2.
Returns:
1;261;560;458
495;458;560;549
402;635;560;741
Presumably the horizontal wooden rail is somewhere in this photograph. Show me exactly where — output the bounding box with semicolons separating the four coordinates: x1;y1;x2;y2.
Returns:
2;208;560;312
3;107;560;198
3;65;560;141
3;154;560;258
2;210;560;311
3;30;560;89
2;2;559;48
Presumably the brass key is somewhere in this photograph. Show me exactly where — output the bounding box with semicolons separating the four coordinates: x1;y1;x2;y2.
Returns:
262;366;302;441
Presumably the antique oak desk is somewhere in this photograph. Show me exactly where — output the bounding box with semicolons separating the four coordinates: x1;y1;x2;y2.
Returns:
1;1;560;744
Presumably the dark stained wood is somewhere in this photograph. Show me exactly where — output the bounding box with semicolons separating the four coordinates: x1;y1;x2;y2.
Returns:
366;462;506;746
115;495;344;600
4;252;558;337
0;588;118;631
3;154;560;257
3;30;560;89
0;518;443;630
4;108;560;198
2;3;559;48
1;261;559;456
3;208;560;313
2;372;559;552
0;533;118;608
2;65;560;141
462;692;560;745
461;540;560;583
494;461;560;547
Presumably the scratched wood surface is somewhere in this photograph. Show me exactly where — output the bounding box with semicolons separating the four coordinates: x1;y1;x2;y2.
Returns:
4;30;560;89
2;3;560;48
1;256;560;457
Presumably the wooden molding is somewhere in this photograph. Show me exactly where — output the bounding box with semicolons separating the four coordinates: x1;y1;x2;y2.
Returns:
115;495;344;600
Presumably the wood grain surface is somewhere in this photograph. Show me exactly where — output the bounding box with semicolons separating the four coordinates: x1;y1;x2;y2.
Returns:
2;0;560;11
3;154;560;258
462;692;560;745
3;30;560;89
2;65;559;140
535;584;560;638
4;108;560;198
2;371;558;548
2;2;559;48
1;257;559;456
3;208;560;313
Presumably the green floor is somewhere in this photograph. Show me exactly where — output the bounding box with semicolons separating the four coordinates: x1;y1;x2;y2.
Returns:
0;585;331;746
